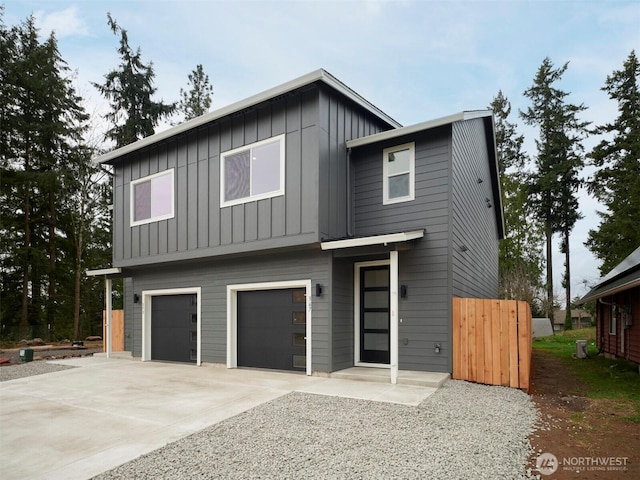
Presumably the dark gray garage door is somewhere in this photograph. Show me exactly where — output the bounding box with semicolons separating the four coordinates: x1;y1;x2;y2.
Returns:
151;294;197;363
237;288;306;371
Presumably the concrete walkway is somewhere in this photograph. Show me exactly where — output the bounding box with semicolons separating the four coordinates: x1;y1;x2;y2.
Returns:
0;357;444;480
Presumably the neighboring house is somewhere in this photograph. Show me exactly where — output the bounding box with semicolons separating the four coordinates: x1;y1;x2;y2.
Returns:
553;309;593;332
578;247;640;367
91;69;503;382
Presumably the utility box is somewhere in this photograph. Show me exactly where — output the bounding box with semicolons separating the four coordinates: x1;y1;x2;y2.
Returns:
575;340;588;359
19;348;34;363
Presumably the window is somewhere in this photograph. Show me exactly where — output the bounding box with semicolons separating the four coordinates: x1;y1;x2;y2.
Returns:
130;169;174;226
383;142;415;204
609;305;617;335
221;135;285;207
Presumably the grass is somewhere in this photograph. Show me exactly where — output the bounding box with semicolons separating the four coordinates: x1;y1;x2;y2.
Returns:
533;327;640;423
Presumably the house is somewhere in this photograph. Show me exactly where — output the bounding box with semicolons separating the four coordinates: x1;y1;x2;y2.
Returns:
552;309;593;332
578;247;640;368
90;69;503;382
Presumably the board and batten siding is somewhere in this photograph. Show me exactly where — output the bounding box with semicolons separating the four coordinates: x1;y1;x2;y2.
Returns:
112;88;321;268
126;250;333;372
317;85;394;242
450;118;500;299
350;126;453;373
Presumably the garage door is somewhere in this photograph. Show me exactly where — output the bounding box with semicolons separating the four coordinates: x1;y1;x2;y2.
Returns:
237;288;306;371
151;294;197;363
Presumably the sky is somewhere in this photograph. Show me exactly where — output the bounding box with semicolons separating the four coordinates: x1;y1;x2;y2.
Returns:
4;0;640;301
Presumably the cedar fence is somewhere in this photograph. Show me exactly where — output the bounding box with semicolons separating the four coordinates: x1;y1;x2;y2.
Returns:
102;310;124;352
452;298;532;391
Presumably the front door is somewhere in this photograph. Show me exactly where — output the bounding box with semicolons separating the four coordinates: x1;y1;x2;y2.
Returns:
151;294;197;363
360;265;390;364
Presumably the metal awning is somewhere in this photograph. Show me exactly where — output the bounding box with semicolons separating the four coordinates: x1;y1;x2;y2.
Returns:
320;229;424;250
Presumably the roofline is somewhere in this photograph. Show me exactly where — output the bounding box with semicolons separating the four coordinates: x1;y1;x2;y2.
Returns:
95;69;401;164
577;277;640;304
345;110;492;148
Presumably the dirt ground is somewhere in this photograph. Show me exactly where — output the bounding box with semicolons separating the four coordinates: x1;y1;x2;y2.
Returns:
528;350;640;479
0;342;102;365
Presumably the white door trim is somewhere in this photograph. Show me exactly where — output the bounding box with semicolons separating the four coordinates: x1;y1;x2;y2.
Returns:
141;287;202;365
354;259;391;369
226;280;313;376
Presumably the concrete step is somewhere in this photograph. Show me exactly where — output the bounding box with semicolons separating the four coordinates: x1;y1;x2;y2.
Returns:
330;367;449;388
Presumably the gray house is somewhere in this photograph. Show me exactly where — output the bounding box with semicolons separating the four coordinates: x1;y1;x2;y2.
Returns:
92;69;503;383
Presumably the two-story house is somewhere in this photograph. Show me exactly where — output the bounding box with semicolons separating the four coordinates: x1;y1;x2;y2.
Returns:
91;69;503;383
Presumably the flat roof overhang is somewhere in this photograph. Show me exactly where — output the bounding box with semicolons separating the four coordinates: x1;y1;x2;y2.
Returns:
320;229;424;251
85;267;124;279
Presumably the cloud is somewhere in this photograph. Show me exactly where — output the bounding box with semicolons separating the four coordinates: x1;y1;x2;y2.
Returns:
34;7;88;39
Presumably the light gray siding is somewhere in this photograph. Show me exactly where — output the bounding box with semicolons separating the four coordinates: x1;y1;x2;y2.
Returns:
113;89;321;268
450;119;500;298
126;250;333;372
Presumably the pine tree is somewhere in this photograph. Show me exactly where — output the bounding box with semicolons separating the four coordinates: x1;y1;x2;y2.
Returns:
587;50;640;274
178;64;214;121
521;58;589;327
93;13;175;148
490;92;545;316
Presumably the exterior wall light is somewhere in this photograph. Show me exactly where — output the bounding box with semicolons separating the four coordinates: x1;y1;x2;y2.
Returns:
315;283;323;297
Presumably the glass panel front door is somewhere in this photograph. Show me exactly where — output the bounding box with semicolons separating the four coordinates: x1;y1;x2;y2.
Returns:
360;265;390;364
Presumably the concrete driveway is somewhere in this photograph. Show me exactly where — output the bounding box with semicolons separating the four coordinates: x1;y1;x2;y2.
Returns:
0;357;440;480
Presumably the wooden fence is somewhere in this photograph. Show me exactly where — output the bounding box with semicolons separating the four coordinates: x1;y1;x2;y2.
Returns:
102;310;124;352
452;298;532;391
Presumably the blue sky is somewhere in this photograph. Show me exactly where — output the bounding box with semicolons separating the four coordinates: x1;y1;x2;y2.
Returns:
4;0;640;301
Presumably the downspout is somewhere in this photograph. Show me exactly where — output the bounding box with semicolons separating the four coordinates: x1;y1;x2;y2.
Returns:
346;147;353;238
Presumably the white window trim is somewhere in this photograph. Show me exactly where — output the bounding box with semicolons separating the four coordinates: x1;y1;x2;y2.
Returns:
226;280;312;375
382;142;415;205
141;287;202;365
220;134;286;208
130;169;175;227
609;305;617;335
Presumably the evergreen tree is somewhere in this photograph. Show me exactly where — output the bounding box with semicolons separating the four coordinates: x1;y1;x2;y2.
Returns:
178;64;214;121
490;91;544;315
587;50;640;274
0;13;89;339
520;58;589;326
93;13;175;148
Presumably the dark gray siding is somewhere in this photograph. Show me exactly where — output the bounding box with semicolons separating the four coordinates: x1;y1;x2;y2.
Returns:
317;86;394;242
126;250;333;372
450;119;500;299
331;257;354;371
113;88;321;268
350;127;453;373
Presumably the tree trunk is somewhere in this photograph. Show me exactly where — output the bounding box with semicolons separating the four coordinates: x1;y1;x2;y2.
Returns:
564;228;572;331
73;224;83;341
19;151;31;340
545;220;554;333
47;189;56;341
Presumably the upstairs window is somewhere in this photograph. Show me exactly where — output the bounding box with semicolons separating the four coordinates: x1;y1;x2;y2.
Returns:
130;169;174;226
383;142;415;205
221;134;285;207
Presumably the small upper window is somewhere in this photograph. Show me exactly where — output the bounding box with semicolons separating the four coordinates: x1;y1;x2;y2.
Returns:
383;142;415;205
130;169;174;226
221;135;285;207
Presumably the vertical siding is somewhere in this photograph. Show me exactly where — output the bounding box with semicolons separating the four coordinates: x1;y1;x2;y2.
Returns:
112;89;321;267
317;86;394;241
451;119;500;298
126;250;333;372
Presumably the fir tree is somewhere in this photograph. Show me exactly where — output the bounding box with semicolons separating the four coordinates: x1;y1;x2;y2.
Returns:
587;50;640;274
521;58;589;326
93;13;175;148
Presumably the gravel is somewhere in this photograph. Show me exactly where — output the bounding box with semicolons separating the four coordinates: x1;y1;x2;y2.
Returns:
0;361;76;382
91;380;539;480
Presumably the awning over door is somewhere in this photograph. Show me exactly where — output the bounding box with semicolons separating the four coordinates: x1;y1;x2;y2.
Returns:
320;229;424;251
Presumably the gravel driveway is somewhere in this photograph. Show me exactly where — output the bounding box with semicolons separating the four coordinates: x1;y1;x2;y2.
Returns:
91;380;538;480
